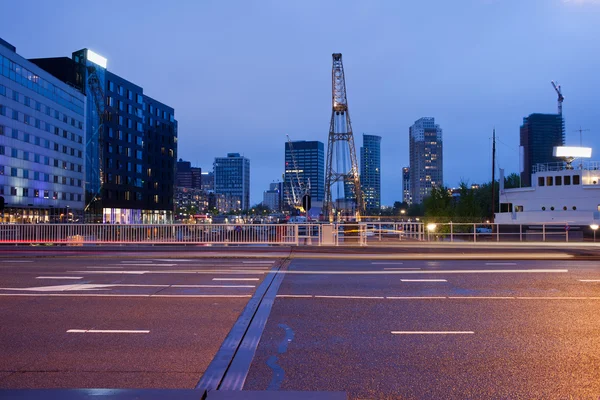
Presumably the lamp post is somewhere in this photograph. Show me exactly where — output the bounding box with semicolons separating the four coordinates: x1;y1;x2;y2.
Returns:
590;224;599;242
427;223;437;241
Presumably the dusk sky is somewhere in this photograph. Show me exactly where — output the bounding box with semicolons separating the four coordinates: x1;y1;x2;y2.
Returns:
3;0;600;205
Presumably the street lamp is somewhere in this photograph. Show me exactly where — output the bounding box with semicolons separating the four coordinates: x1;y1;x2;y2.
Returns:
427;223;437;242
591;224;599;242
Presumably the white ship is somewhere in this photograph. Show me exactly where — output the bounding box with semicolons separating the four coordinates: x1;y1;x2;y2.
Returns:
495;148;600;226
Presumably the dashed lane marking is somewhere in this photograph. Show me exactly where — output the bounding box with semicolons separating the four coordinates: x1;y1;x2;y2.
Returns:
212;278;261;281
485;262;517;266
392;331;474;335
372;262;404;265
400;279;447;282
36;276;83;280
242;261;276;264
68;329;149;334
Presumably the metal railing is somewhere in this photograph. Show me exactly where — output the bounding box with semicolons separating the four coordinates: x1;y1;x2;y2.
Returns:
0;224;299;245
0;222;596;246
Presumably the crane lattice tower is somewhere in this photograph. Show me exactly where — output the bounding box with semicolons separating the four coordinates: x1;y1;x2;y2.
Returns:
323;53;364;220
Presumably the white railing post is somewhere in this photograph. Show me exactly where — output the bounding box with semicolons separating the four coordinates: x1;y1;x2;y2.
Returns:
520;224;523;242
473;224;477;242
543;224;546;242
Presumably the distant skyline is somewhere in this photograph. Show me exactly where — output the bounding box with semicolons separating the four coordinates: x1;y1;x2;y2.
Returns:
3;0;600;205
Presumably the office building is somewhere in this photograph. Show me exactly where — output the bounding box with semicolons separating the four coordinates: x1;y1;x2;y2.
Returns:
284;140;324;208
31;48;177;224
263;181;283;212
402;167;412;205
360;134;381;210
409;117;443;204
176;159;201;189
0;38;86;223
201;171;214;192
214;153;250;211
520;113;565;187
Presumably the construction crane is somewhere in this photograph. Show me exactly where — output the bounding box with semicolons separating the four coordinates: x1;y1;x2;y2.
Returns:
285;135;303;210
551;81;564;115
323;53;364;221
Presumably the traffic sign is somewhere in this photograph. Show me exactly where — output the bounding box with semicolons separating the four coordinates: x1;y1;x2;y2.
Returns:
302;194;312;212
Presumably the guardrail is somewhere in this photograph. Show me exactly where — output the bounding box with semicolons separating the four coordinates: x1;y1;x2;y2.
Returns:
0;222;595;246
0;224;299;245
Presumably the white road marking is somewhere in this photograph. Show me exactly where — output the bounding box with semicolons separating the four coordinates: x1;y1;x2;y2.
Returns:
86;266;123;269
150;259;194;262
392;331;474;335
171;284;255;288
76;271;149;275
1;283;255;291
36;277;83;280
0;284;113;292
314;295;385;299
387;296;447;299
212;278;260;281
1;293;599;300
447;296;515;299
485;262;517;266
111;263;177;266
67;329;149;334
74;270;267;275
0;293;252;298
283;269;568;275
401;279;447;282
384;268;421;270
1;260;33;263
276;295;313;298
372;262;404;265
242;261;275;264
579;280;600;282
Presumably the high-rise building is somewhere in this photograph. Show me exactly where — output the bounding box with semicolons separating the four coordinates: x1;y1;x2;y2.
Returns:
284;141;324;207
360;134;381;210
176;159;201;189
262;182;283;212
201;171;214;192
214;153;250;211
519;113;565;187
409;117;443;204
0;38;86;223
31;48;177;224
402;167;412;205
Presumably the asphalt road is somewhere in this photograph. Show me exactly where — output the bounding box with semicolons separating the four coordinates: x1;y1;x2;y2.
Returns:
1;251;599;399
0;254;283;389
243;259;600;399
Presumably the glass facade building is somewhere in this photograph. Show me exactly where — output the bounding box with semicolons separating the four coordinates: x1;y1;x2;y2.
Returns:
214;153;250;211
402;167;412;205
31;49;177;223
176;159;201;189
0;39;86;223
360;134;381;210
409;117;443;204
284;141;324;208
520;113;565;187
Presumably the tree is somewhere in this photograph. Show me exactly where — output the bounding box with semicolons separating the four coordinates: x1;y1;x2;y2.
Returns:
504;173;521;189
423;186;453;218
